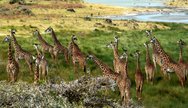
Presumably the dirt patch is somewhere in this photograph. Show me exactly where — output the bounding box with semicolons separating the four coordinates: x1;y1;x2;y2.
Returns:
30;3;85;9
0;5;34;16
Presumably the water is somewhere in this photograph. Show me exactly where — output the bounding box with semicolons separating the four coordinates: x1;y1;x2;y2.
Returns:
85;0;165;8
99;10;188;24
85;0;188;24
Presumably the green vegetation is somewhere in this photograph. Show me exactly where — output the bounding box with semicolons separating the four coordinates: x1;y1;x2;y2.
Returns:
0;0;188;108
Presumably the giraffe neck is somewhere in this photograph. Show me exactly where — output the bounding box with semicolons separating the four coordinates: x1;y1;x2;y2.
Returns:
122;56;128;78
146;45;151;64
92;56;118;80
51;30;60;44
11;32;21;52
35;46;42;57
179;46;183;62
154;39;171;62
36;32;48;44
113;45;119;60
34;61;39;83
8;40;13;62
136;55;141;71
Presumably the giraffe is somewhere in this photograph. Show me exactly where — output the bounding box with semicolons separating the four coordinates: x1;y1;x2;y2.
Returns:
119;49;132;106
107;41;131;105
87;54;131;106
45;27;69;64
106;36;121;73
106;41;120;74
33;56;40;84
33;30;55;60
10;29;33;73
33;44;48;81
133;50;144;101
68;35;86;73
146;30;170;78
149;36;185;87
177;39;188;81
144;42;155;83
3;35;19;83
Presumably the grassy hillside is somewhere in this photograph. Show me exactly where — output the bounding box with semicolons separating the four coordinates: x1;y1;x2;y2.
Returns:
0;0;188;108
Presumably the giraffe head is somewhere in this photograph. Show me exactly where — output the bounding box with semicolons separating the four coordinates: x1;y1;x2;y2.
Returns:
3;35;11;42
114;36;119;43
32;55;44;66
86;55;94;60
133;50;141;58
33;30;40;36
119;48;128;59
71;35;78;41
106;41;115;49
10;29;16;35
32;56;40;65
45;27;53;34
146;30;152;37
33;43;41;50
177;39;185;48
150;37;157;44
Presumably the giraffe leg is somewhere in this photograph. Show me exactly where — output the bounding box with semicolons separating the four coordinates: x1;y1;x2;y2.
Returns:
64;51;69;64
26;61;33;74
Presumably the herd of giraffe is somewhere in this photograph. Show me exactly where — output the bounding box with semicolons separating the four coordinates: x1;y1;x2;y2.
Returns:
2;28;188;106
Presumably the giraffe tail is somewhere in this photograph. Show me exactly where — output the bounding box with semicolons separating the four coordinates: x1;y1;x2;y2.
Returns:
84;65;86;73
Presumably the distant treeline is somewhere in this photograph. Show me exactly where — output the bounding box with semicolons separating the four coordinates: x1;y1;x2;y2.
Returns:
9;0;83;4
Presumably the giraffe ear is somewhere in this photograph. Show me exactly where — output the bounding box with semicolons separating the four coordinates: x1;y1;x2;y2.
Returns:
32;56;36;60
41;56;44;59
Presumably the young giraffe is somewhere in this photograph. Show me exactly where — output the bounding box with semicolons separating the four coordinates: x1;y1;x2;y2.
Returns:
106;36;121;73
119;50;132;106
87;54;131;106
150;37;185;87
3;36;19;83
144;42;155;83
68;35;86;73
33;30;55;60
177;39;188;81
33;44;48;81
10;29;33;73
106;41;120;74
133;50;144;101
33;56;40;84
45;27;69;63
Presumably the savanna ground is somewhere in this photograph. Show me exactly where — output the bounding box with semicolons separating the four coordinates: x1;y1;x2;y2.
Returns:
0;0;188;107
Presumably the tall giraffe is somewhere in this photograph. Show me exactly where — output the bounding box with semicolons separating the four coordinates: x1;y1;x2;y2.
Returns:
106;41;120;74
10;29;33;73
133;50;144;101
3;36;19;83
87;54;131;106
146;30;170;78
68;35;86;73
144;42;155;83
177;39;188;81
149;36;185;87
33;44;48;81
33;30;55;60
45;27;69;63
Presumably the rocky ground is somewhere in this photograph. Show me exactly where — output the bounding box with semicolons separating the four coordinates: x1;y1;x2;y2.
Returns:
0;76;141;108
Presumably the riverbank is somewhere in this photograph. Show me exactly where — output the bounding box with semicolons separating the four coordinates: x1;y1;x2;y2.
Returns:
167;0;188;8
0;0;169;36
